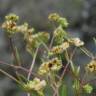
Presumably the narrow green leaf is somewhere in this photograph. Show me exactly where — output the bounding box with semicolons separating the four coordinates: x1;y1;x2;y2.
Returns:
59;84;67;96
15;47;21;66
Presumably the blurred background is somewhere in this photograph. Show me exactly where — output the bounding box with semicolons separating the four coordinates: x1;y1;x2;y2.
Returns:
0;0;96;96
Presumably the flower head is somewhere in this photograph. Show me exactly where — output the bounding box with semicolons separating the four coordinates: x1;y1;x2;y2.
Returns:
48;13;60;22
16;23;29;33
2;20;17;34
5;13;19;22
2;13;19;35
54;26;68;44
38;58;62;75
68;38;84;47
50;42;69;54
86;60;96;73
23;78;46;92
57;17;68;27
48;13;68;27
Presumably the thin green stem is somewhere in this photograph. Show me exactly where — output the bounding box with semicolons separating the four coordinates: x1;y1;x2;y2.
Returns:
27;47;39;96
80;47;94;59
27;46;39;80
49;35;55;49
8;36;21;66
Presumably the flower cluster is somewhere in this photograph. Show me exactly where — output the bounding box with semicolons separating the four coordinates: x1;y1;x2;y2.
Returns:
48;13;68;27
26;32;49;54
50;42;69;55
24;78;46;92
53;26;68;44
38;57;62;75
1;13;94;96
48;13;60;22
17;23;29;33
2;13;50;54
2;13;19;35
1;14;32;36
68;37;84;47
86;60;96;73
5;13;19;21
